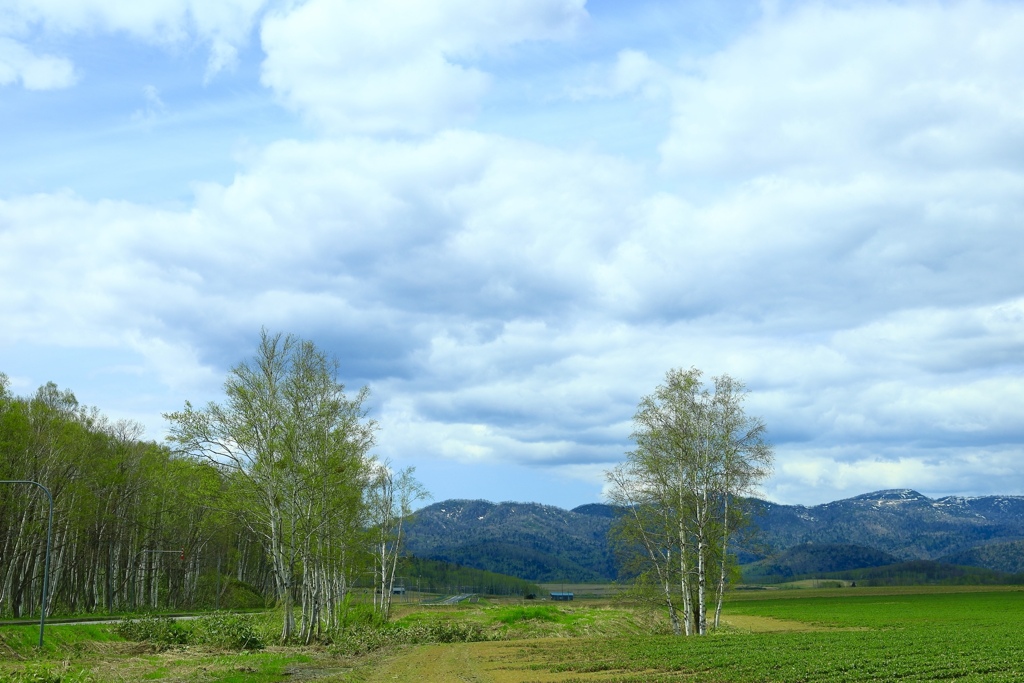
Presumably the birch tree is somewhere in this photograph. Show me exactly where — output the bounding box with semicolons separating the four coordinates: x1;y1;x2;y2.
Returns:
165;330;376;641
366;463;429;621
606;367;772;636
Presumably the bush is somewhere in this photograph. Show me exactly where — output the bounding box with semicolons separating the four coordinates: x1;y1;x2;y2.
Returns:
116;612;264;650
115;614;187;646
190;612;264;650
337;599;385;630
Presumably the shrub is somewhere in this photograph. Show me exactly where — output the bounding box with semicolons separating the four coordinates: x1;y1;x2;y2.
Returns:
190;612;264;650
116;612;264;650
115;615;187;646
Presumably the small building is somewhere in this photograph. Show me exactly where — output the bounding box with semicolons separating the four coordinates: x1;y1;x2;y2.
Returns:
549;591;574;601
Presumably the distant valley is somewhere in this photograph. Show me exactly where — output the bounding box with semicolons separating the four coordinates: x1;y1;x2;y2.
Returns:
403;489;1024;583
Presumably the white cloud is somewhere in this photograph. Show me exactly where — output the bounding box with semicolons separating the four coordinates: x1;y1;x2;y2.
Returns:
766;444;1024;506
131;84;167;125
0;37;76;89
1;0;268;84
571;48;670;100
5;1;1024;508
259;0;587;134
660;2;1024;181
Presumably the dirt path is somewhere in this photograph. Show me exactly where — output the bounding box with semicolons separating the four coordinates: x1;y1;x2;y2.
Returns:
360;639;629;683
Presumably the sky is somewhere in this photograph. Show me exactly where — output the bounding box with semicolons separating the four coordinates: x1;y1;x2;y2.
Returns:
2;0;1024;510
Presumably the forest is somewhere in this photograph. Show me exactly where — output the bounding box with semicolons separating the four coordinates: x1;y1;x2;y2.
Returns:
0;333;433;643
0;375;244;619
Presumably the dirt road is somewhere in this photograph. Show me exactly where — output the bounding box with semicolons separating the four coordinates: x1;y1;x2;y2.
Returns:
360;639;620;683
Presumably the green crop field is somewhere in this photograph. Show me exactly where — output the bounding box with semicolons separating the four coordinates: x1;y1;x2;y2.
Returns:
503;587;1024;682
3;587;1023;682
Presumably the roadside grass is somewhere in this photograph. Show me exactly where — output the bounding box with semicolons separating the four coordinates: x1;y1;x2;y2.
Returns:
0;622;120;657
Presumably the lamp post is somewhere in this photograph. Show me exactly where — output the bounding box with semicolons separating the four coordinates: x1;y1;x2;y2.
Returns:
1;480;53;648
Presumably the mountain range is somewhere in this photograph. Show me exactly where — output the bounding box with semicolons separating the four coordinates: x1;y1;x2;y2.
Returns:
403;490;1024;582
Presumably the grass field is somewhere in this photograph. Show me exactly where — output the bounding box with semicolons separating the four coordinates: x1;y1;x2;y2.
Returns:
3;587;1023;681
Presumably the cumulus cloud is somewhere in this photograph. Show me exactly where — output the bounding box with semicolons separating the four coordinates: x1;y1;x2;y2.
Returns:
660;2;1024;181
4;1;1024;507
259;0;588;134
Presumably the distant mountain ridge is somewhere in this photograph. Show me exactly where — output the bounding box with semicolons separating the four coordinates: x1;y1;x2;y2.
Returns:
402;499;616;582
403;490;1024;582
746;489;1024;560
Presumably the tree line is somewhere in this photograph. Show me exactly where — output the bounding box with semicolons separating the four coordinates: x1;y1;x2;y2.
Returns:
0;331;426;643
4;345;775;641
0;376;241;620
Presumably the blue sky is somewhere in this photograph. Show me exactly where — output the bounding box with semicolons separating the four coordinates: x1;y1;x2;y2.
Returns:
3;0;1024;509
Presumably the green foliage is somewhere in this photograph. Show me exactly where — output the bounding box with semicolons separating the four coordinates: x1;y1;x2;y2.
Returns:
115;614;187;646
189;612;265;650
337;599;387;630
398;556;541;596
115;613;264;650
0;376;253;618
164;331;378;641
193;574;267;610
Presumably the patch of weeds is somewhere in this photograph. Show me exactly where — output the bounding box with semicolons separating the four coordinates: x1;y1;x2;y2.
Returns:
190;612;264;650
492;605;563;625
115;615;187;648
115;613;264;650
0;662;94;683
329;620;490;656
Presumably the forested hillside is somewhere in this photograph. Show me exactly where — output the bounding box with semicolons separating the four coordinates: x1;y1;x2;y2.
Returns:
395;557;540;596
741;543;902;582
402;500;617;582
939;540;1024;575
402;492;1024;582
744;489;1024;560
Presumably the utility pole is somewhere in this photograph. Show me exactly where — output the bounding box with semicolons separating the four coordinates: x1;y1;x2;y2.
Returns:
1;480;53;648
